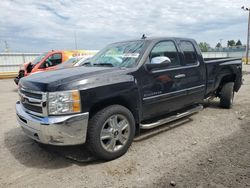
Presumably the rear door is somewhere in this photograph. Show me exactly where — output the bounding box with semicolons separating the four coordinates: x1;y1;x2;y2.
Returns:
177;40;206;104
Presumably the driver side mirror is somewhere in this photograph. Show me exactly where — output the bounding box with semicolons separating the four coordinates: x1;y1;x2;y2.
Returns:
145;56;171;72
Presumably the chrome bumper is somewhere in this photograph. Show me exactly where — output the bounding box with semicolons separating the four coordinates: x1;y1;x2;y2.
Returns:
16;101;89;146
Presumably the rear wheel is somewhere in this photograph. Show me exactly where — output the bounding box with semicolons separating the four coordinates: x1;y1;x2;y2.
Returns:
87;105;135;160
220;82;234;109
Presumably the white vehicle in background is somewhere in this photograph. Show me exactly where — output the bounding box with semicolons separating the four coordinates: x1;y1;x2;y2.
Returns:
55;55;94;70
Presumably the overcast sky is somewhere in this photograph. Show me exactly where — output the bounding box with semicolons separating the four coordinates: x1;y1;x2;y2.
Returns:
0;0;249;52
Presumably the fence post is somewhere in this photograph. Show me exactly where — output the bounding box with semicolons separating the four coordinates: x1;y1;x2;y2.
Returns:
22;53;25;65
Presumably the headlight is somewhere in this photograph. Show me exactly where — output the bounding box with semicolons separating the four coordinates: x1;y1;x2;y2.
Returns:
48;90;81;115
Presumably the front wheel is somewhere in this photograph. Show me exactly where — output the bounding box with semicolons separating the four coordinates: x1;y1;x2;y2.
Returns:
220;82;234;109
87;105;135;160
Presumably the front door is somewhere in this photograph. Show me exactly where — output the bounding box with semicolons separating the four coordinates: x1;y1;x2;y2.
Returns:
141;40;189;120
39;53;63;71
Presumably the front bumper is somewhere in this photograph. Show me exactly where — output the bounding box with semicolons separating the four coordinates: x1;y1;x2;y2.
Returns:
16;101;89;145
14;70;25;85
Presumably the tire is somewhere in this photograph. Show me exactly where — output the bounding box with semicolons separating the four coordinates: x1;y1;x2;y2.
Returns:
220;82;234;109
87;105;135;160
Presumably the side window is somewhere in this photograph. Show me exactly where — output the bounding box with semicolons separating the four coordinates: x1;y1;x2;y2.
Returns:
42;53;62;68
180;41;198;65
149;41;180;67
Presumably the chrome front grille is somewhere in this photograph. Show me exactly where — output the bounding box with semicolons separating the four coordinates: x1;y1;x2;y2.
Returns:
18;88;47;117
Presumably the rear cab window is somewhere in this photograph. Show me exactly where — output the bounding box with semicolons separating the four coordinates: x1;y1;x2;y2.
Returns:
180;41;199;66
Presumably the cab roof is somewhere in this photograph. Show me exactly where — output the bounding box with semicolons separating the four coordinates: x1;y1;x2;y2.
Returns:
111;36;196;44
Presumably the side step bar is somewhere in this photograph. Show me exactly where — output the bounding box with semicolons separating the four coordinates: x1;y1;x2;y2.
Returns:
140;104;203;129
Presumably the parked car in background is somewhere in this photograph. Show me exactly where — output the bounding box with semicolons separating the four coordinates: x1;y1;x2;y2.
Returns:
14;50;97;84
16;37;242;160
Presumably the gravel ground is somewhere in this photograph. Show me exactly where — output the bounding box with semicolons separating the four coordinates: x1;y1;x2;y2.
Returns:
0;66;249;188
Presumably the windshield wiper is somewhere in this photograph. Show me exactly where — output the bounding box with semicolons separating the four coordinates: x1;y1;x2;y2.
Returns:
80;62;91;66
93;63;114;67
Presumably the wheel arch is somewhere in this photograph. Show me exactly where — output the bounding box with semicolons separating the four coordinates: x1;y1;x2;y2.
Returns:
88;95;141;134
216;73;236;96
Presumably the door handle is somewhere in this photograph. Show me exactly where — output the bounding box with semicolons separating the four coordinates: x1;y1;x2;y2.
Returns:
174;74;186;79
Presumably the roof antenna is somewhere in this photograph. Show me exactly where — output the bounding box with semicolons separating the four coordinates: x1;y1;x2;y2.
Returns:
141;34;146;39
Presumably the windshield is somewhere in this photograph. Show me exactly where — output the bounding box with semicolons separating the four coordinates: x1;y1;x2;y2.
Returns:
87;40;145;68
31;52;47;65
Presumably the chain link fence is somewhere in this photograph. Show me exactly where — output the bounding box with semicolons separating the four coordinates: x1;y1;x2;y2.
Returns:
0;51;245;78
0;53;40;74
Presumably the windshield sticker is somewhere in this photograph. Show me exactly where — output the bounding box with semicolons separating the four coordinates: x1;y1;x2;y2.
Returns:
123;53;140;58
104;53;139;58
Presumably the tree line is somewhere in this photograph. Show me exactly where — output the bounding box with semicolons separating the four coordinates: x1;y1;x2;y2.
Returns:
199;40;243;52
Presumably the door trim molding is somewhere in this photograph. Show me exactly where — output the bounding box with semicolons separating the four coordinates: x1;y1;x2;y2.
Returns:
151;62;200;73
143;84;205;101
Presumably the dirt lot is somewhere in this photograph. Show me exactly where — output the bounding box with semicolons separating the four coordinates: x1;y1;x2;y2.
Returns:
0;66;250;188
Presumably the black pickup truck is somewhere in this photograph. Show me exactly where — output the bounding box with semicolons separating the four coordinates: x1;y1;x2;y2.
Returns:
16;37;242;160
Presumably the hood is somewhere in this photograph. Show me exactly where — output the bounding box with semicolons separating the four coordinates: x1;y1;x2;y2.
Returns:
19;66;134;92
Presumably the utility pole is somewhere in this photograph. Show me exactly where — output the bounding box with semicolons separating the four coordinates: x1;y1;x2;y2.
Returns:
242;6;250;65
74;31;78;50
4;40;9;52
219;39;223;47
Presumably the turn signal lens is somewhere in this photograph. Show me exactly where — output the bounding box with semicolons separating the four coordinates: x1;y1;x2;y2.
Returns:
72;90;80;101
72;91;81;113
